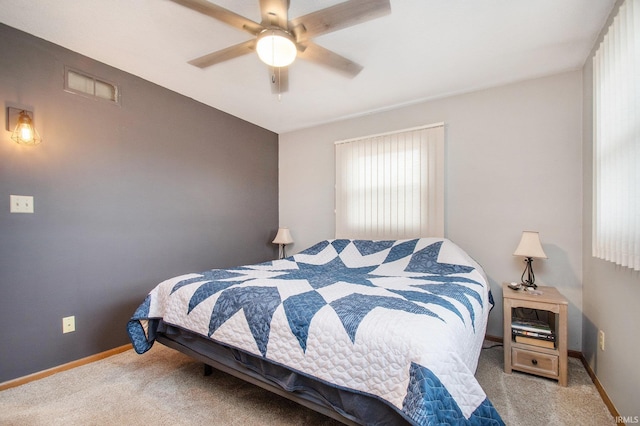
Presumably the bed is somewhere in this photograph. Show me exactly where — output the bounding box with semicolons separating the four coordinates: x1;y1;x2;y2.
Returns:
127;237;504;425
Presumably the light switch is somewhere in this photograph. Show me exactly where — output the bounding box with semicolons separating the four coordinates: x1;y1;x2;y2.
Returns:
10;195;34;213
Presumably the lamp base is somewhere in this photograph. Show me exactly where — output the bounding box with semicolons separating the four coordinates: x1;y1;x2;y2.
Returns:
520;257;537;289
277;244;287;260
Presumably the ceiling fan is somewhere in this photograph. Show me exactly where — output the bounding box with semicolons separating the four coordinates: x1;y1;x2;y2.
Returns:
170;0;391;94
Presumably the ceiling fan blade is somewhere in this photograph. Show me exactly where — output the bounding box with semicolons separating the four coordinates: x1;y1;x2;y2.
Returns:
188;39;256;68
259;0;289;29
269;66;289;94
297;42;363;77
169;0;264;35
291;0;390;42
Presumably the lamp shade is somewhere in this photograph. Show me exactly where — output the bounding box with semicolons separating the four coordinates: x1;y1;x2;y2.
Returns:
513;231;547;259
256;29;297;67
272;227;294;245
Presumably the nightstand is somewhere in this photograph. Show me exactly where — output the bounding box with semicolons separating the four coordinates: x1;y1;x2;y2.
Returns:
503;283;568;386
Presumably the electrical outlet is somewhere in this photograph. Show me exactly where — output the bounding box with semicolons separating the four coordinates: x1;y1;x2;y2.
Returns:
63;316;76;334
598;329;605;351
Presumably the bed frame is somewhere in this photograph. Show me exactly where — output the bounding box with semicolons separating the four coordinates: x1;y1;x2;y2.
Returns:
155;323;409;425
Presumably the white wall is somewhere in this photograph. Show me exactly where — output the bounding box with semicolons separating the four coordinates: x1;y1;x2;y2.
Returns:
279;71;583;349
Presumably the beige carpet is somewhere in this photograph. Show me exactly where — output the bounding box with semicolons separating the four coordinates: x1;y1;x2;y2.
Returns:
477;343;614;425
0;342;614;425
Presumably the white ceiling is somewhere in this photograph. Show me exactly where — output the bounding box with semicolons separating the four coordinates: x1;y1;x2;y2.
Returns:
0;0;615;134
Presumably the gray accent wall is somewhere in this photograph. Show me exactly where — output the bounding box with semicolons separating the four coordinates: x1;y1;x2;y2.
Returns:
0;24;278;382
581;0;640;419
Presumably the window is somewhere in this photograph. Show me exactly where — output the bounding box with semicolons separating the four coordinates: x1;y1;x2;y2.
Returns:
65;67;119;104
335;124;444;240
592;0;640;271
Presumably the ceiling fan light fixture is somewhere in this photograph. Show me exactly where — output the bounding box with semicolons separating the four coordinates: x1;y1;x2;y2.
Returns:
256;28;297;67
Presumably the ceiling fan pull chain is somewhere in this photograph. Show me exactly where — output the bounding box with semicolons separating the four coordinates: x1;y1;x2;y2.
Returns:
270;69;282;101
277;67;282;101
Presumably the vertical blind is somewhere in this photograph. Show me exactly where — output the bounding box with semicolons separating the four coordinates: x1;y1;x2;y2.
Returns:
335;124;444;240
593;0;640;271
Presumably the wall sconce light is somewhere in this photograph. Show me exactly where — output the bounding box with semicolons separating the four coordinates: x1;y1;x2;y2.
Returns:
6;107;42;146
272;227;294;259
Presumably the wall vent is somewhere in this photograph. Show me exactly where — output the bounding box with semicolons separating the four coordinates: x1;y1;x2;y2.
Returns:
64;67;119;104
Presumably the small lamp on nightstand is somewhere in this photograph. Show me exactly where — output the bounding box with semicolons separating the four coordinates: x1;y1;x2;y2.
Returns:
513;231;547;289
272;227;293;259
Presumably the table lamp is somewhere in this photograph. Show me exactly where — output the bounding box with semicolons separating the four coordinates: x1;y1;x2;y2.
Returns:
513;231;547;289
273;227;293;259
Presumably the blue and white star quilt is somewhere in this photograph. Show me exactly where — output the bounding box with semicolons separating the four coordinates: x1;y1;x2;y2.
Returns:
128;238;503;425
